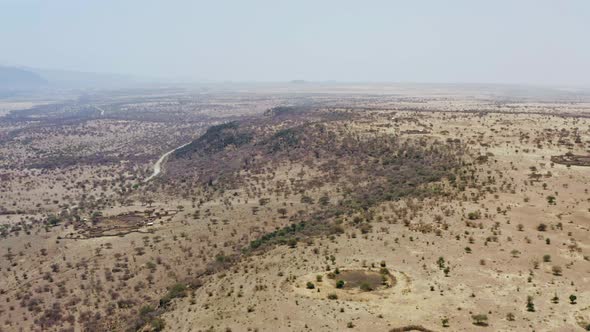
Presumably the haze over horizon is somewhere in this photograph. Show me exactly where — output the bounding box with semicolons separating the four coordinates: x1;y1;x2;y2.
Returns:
2;0;590;87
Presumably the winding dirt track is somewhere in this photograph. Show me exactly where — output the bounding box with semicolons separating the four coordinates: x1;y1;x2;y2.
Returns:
144;142;191;182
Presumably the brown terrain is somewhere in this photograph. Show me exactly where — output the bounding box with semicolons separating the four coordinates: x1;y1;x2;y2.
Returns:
1;84;590;332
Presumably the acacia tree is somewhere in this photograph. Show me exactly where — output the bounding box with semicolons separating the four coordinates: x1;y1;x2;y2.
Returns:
277;208;288;218
472;314;488;326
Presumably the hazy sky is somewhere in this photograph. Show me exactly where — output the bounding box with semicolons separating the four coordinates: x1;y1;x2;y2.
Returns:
1;0;589;85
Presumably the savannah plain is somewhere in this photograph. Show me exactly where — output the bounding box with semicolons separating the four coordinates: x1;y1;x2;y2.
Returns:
1;84;590;332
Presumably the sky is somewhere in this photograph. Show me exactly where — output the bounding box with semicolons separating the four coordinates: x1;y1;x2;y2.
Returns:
1;0;590;86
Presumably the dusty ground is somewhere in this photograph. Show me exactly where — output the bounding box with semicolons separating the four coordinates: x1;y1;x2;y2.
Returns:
159;107;590;332
1;84;590;331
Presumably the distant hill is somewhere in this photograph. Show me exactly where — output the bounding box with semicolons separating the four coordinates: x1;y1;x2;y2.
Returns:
0;66;48;89
0;65;157;92
30;68;145;89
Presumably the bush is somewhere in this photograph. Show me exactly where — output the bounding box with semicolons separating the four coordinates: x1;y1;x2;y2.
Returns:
360;282;373;292
336;280;345;289
139;305;154;317
467;211;480;220
146;262;156;270
359;223;372;234
150;318;165;331
527;296;535;312
306;282;315;289
437;257;446;269
160;283;187;306
327;293;338;300
570;294;577;304
471;314;488;326
47;215;60;226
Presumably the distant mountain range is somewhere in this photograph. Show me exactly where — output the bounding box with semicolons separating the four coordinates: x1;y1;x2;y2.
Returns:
0;65;151;92
0;66;48;89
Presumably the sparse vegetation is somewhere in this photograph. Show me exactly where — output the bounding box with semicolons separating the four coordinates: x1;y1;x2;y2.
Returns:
1;88;588;331
472;314;488;326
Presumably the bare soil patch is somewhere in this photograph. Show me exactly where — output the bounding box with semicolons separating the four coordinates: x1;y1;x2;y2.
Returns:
65;211;170;239
551;153;590;166
337;269;394;290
